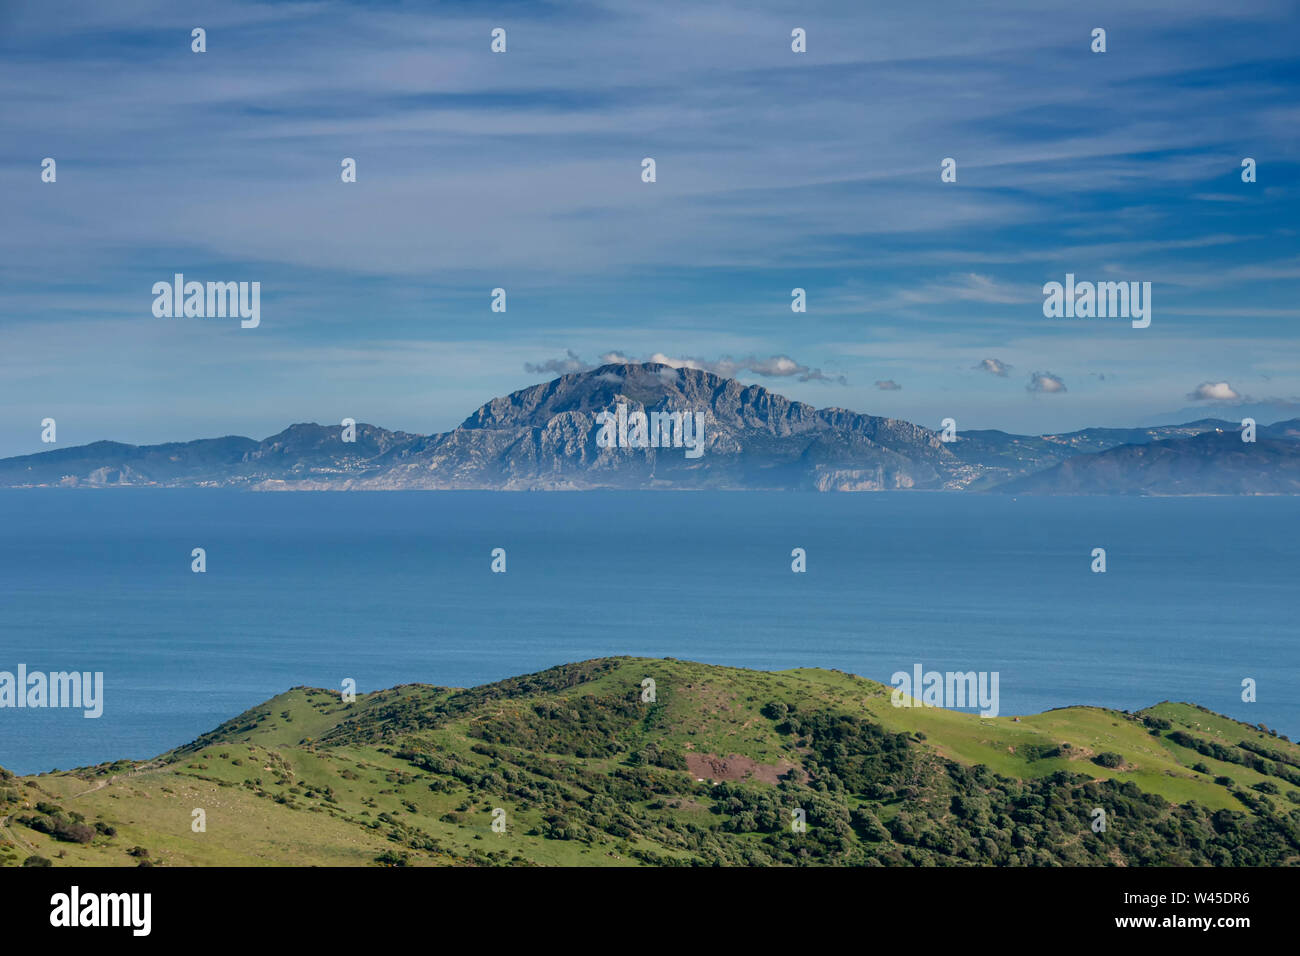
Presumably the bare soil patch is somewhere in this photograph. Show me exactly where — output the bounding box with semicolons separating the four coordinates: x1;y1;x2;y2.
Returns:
684;752;802;785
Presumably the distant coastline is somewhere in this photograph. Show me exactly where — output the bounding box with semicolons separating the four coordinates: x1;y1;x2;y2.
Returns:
3;365;1297;495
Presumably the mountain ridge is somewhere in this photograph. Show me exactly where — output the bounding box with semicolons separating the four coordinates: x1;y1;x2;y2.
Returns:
994;431;1300;496
1;364;1296;494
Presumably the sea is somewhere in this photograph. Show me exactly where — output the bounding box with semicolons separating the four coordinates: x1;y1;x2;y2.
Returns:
1;490;1296;775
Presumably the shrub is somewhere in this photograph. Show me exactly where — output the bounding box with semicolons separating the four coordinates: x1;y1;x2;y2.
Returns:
1020;744;1063;762
761;702;789;720
54;820;95;844
18;813;94;844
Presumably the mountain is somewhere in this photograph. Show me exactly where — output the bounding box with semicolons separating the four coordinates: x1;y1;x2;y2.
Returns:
993;428;1300;496
350;363;958;491
0;364;967;491
0;424;418;488
1144;401;1300;428
3;657;1298;867
945;419;1240;489
0;364;1296;493
1262;418;1300;441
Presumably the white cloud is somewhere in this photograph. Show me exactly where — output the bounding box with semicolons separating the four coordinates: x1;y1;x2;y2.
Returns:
974;358;1012;377
524;350;589;375
534;351;846;384
1027;371;1067;394
1187;381;1240;401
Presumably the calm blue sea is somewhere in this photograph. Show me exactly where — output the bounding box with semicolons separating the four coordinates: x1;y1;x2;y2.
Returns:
1;490;1296;774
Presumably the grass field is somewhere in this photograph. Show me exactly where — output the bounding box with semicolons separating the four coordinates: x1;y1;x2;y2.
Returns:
3;657;1298;867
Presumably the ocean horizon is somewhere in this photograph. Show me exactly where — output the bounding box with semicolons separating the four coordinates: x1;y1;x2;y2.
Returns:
1;489;1295;776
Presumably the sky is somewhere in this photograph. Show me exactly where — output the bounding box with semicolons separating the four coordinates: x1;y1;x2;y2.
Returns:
1;0;1298;456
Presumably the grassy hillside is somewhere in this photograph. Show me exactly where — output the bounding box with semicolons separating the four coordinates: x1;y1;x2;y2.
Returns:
3;657;1299;867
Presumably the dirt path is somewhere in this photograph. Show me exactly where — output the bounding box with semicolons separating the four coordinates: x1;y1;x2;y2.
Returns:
71;778;111;798
68;761;164;799
0;812;36;856
2;762;165;861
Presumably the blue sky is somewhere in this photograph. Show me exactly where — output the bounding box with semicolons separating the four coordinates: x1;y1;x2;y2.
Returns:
1;0;1298;456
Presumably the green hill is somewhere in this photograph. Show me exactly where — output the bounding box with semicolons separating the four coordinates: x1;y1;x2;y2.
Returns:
3;658;1299;867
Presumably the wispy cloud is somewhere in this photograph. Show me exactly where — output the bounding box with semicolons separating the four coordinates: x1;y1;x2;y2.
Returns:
895;273;1031;307
0;0;1295;451
524;350;590;376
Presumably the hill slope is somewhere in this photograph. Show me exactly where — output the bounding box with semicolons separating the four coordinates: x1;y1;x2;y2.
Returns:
3;658;1298;867
993;431;1300;495
945;419;1244;489
0;424;417;487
